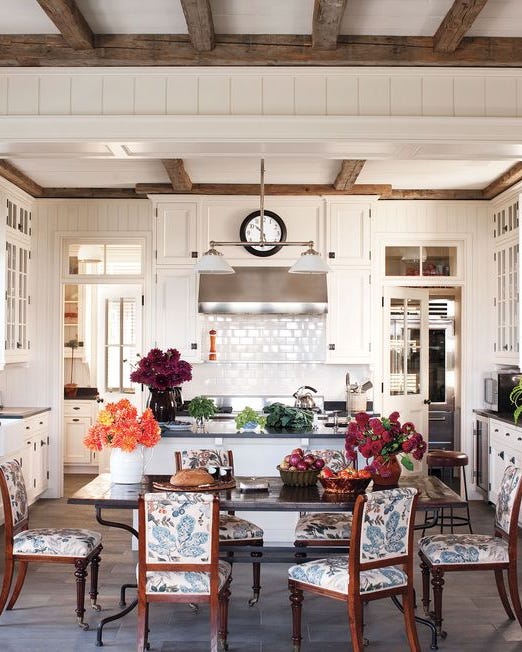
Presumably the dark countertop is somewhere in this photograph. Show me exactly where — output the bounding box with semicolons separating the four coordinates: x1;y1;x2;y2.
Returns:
64;387;99;400
473;409;519;426
0;407;51;419
160;419;347;439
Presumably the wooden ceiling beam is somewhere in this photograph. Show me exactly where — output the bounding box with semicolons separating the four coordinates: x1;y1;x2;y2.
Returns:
434;0;489;53
41;188;144;199
180;0;215;52
134;182;392;196
35;0;94;50
312;0;347;50
482;162;522;200
334;160;366;191
5;34;522;66
0;160;43;197
387;189;485;200
162;159;193;192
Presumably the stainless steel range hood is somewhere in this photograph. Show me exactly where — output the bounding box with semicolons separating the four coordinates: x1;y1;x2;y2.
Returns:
198;267;328;314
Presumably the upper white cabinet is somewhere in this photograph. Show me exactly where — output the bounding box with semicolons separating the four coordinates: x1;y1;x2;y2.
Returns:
493;196;519;241
326;201;371;266
155;201;199;265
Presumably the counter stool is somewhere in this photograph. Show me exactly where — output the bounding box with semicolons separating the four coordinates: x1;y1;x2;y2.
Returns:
423;450;473;535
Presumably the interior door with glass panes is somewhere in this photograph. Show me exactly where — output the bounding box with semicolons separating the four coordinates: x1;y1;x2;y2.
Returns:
96;284;143;410
382;287;430;472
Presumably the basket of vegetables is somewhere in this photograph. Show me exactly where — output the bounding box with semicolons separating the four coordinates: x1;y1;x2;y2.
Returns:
277;448;325;486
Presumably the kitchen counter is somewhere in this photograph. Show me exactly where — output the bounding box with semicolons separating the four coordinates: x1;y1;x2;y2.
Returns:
0;406;51;419
473;409;518;426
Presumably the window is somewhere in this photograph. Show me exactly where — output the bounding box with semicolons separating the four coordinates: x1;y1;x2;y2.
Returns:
385;245;457;277
66;242;143;276
105;297;137;392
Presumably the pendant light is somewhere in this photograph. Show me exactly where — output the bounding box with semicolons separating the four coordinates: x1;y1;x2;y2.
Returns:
289;243;331;274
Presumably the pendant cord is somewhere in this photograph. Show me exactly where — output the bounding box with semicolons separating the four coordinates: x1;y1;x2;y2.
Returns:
259;159;265;243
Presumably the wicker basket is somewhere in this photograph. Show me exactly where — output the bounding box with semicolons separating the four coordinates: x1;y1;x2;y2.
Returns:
318;476;371;497
277;466;320;487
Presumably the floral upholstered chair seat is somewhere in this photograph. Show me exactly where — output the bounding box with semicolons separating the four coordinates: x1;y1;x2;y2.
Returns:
13;528;102;557
288;555;407;594
219;514;263;541
145;561;232;594
294;513;352;541
179;449;231;469
304;449;347;473
419;533;509;565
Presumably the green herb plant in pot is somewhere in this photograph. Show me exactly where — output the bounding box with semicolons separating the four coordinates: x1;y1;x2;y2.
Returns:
510;377;522;424
188;396;216;430
235;406;266;432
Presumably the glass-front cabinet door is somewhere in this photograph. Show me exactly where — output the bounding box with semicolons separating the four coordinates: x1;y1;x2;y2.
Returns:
385;245;457;278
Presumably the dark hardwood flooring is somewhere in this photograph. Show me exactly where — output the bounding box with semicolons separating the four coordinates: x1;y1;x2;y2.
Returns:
0;474;521;651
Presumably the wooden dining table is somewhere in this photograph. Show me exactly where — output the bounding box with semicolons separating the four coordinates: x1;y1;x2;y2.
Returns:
68;472;464;648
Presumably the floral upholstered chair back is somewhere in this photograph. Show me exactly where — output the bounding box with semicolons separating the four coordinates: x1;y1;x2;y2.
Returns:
494;465;522;536
0;459;29;529
179;449;231;470
359;487;418;564
305;449;347;473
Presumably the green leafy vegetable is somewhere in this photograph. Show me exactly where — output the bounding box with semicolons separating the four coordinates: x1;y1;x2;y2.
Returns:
510;378;522;425
235;406;266;430
263;402;314;432
188;396;216;420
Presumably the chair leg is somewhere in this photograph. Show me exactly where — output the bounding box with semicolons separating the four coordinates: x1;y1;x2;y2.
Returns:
289;583;304;652
0;556;15;614
248;556;262;607
89;550;102;611
347;593;365;652
507;564;522;627
219;576;232;651
137;596;148;652
210;594;220;652
431;567;446;637
74;558;89;630
494;569;515;620
419;554;431;617
402;588;421;652
6;561;28;610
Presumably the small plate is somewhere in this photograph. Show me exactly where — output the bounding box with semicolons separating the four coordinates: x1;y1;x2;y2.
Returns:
160;420;192;431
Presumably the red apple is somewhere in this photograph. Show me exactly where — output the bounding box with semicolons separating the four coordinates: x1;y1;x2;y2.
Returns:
303;454;316;465
313;458;325;469
296;461;308;471
289;453;302;466
320;466;335;478
292;448;304;456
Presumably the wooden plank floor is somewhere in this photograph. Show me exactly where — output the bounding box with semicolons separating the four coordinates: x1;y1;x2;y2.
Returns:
0;475;521;651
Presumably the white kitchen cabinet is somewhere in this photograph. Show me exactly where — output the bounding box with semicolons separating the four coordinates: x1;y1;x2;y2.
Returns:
493;196;519;241
326;201;371;266
155;201;199;265
493;239;519;363
64;400;99;468
5;228;30;363
489;419;522;522
326;268;371;364
154;268;201;362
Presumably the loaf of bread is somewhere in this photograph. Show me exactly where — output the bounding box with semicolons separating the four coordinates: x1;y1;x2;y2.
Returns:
169;468;214;487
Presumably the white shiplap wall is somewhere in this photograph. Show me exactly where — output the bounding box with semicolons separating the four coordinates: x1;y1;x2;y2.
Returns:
1;67;522;118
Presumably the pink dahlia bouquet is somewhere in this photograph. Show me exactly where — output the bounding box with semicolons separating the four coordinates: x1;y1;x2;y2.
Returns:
129;348;192;391
345;411;427;473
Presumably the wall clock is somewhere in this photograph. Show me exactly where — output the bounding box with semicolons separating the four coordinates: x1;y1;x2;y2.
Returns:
239;210;287;257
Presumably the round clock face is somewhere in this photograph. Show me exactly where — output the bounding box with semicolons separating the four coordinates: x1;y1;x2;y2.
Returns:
239;210;287;257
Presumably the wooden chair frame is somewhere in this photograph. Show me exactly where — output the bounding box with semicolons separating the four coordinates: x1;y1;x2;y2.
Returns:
0;459;102;629
175;448;263;605
289;489;420;652
137;493;232;652
419;465;522;637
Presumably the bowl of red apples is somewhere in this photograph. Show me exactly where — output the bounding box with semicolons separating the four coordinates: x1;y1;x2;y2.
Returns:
277;448;325;486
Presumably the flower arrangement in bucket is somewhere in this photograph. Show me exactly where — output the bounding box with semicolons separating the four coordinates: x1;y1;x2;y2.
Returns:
345;411;427;486
129;348;192;423
84;399;161;483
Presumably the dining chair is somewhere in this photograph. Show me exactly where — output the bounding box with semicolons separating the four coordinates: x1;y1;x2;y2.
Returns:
0;459;103;629
137;491;232;652
294;449;353;548
288;486;420;652
418;464;522;637
175;448;264;605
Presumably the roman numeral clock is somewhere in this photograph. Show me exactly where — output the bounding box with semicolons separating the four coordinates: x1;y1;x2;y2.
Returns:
239;210;287;257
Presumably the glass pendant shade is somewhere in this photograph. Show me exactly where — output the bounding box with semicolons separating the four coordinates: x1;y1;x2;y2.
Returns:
194;248;235;274
289;247;330;274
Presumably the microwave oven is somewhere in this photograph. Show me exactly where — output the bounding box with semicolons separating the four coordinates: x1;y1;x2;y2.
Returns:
484;371;522;413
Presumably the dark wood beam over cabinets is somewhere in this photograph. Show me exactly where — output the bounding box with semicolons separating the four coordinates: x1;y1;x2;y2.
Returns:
387;189;484;200
162;159;193;192
433;0;489;53
35;0;94;49
42;188;144;199
312;0;348;50
180;0;215;52
4;34;522;66
482;162;522;200
0;160;43;197
134;182;393;197
334;160;365;191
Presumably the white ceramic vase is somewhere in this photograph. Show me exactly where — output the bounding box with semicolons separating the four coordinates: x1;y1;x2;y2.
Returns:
110;446;144;484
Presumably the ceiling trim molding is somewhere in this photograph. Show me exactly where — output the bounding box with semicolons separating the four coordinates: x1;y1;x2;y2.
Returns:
35;0;94;50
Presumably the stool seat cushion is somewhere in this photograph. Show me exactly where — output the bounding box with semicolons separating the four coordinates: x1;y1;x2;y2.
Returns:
419;533;509;565
13;528;102;557
427;450;468;467
288;555;407;594
294;513;352;541
218;514;263;541
144;560;232;595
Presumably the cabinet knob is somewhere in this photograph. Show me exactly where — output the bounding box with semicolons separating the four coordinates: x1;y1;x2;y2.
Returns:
499;451;505;460
510;457;516;464
328;344;335;351
72;418;80;422
40;440;46;446
73;406;80;410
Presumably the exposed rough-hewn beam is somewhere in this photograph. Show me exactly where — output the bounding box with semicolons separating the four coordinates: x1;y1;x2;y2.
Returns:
42;188;144;199
482;162;522;200
312;0;347;50
135;182;392;196
180;0;215;52
434;0;489;53
4;34;522;66
386;189;485;200
162;159;192;192
35;0;94;49
334;160;365;191
0;160;43;197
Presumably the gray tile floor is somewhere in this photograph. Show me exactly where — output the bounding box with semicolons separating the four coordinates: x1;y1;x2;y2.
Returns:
0;475;521;651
